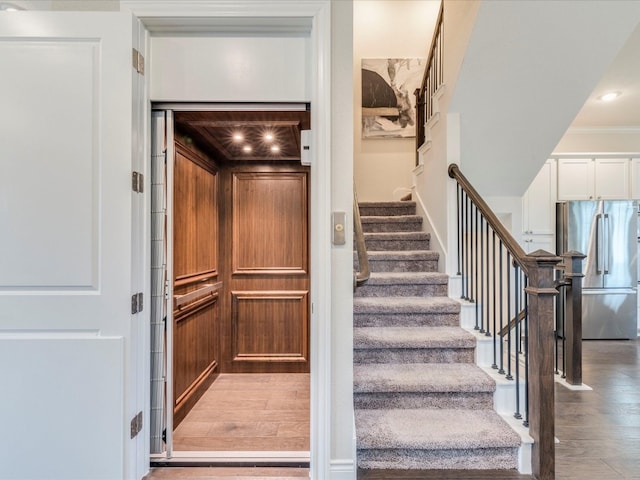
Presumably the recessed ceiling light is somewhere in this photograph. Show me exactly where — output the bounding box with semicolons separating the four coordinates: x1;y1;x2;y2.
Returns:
598;91;621;102
232;132;243;142
270;145;280;153
0;2;24;10
242;145;252;153
264;133;274;142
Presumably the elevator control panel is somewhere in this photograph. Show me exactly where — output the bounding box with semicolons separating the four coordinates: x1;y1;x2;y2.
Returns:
332;211;346;245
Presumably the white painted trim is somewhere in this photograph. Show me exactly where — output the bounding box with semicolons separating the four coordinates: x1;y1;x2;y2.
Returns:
555;377;593;391
425;111;440;130
151;451;310;462
565;126;640;135
411;186;447;272
417;139;432;155
123;2;334;478
329;459;355;480
550;152;640;158
412;163;424;176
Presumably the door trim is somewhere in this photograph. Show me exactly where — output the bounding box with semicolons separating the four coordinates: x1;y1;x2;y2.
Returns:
125;2;333;477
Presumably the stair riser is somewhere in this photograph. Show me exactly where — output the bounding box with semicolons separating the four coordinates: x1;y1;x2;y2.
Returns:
354;392;494;410
362;221;422;233
357;447;518;470
354;312;460;328
353;348;475;364
354;284;447;298
365;239;430;251
360;206;416;216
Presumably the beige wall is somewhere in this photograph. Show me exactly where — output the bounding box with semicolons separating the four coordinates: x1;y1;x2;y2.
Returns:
353;0;440;202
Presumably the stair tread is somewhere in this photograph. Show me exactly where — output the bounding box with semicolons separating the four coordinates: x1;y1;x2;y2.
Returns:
366;272;448;285
354;363;496;393
355;408;521;450
364;250;438;260
359;201;416;208
353;296;460;314
364;231;429;239
354;326;476;349
361;215;423;222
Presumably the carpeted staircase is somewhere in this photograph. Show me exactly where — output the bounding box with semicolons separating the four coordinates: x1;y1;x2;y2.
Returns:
353;200;521;471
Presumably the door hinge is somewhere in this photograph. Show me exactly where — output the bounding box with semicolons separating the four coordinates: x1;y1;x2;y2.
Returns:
132;171;144;193
132;48;145;75
130;411;143;439
131;292;144;314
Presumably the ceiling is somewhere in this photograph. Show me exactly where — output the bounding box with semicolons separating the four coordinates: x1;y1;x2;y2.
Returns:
569;19;640;129
174;110;311;162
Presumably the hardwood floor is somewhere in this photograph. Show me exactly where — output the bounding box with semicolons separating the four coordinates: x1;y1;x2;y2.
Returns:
148;339;639;479
555;338;640;480
173;373;310;452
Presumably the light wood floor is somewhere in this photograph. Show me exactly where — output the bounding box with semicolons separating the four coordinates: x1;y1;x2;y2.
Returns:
173;373;310;452
148;339;639;479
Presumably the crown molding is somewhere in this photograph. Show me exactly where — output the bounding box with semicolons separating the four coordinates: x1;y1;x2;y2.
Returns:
565;126;640;135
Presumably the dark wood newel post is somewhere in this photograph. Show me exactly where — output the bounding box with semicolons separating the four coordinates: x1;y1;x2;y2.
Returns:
524;249;562;480
561;250;586;386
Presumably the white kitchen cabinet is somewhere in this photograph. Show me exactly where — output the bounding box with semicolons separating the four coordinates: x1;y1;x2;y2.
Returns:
523;234;555;254
630;158;640;199
557;158;630;201
523;160;556;235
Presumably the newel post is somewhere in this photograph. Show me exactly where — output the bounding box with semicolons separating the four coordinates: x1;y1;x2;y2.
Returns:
561;250;586;386
524;250;562;480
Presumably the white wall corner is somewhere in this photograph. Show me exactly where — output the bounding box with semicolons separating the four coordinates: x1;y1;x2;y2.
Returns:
330;459;356;480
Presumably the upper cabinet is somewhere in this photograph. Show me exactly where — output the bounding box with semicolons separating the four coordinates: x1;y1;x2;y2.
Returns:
523;159;556;234
557;158;630;201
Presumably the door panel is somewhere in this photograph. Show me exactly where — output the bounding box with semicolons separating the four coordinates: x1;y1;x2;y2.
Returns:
172;135;220;425
222;166;310;373
0;12;135;480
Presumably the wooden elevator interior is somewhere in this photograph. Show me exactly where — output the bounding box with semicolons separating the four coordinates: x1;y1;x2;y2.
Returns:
170;109;312;437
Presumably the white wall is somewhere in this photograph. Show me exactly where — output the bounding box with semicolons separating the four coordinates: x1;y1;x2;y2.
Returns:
331;4;355;476
353;0;440;202
150;35;310;102
413;0;481;274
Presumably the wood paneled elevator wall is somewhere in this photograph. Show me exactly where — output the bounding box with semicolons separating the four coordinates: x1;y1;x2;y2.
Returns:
171;125;310;425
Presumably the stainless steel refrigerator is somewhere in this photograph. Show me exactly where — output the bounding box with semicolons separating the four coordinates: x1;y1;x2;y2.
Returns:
556;201;638;339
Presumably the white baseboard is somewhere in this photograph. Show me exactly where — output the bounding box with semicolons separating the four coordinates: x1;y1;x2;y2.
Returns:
330;459;355;480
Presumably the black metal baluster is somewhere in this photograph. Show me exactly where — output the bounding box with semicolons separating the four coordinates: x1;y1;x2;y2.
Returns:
456;184;461;277
477;215;483;331
498;242;505;375
523;275;530;428
492;230;498;365
506;255;513;380
484;222;490;335
469;203;475;303
514;264;522;420
460;190;467;300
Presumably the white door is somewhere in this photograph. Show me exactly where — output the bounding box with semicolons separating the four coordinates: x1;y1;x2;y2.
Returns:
0;12;144;480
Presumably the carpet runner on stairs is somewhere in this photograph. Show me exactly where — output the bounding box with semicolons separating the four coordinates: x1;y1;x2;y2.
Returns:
354;201;521;471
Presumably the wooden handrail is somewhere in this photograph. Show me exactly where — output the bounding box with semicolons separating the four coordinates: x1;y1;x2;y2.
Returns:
448;163;529;274
353;187;370;289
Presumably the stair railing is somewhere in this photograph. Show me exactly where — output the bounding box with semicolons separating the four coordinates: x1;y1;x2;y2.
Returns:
414;0;444;165
354;187;370;289
449;163;584;480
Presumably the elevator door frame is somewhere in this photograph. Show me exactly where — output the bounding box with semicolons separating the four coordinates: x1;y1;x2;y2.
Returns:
150;103;313;465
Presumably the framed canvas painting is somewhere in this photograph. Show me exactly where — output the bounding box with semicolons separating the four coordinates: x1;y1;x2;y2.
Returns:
361;58;425;139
